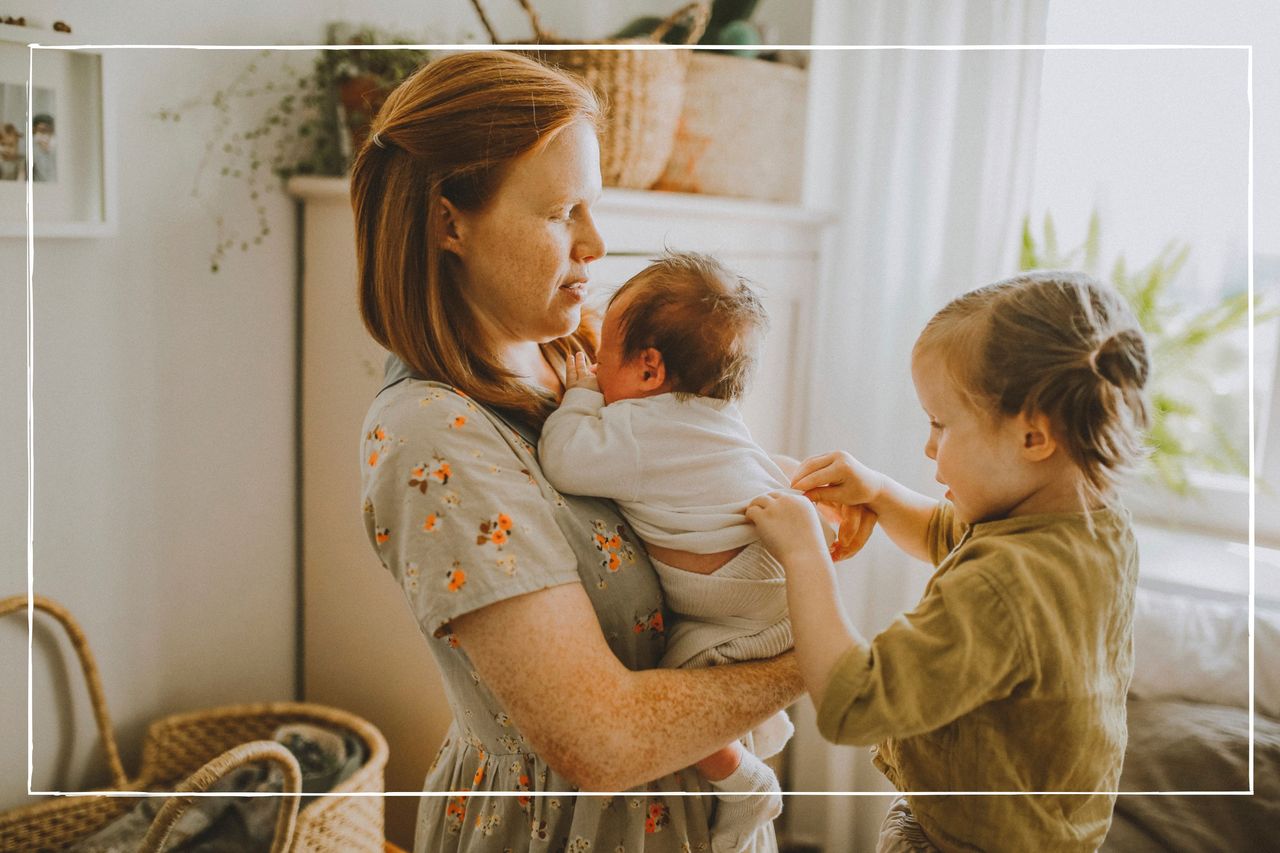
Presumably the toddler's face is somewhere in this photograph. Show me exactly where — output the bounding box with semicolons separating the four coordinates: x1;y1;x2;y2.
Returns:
594;291;651;404
911;352;1039;524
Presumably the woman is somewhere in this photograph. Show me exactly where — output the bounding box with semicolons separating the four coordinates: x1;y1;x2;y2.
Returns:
352;51;802;851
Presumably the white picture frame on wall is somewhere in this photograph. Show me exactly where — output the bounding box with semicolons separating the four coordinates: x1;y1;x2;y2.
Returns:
0;23;114;237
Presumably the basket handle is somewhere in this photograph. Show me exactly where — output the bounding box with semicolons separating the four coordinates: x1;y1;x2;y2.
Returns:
651;2;712;45
468;0;555;43
138;740;303;853
0;594;128;790
469;0;709;45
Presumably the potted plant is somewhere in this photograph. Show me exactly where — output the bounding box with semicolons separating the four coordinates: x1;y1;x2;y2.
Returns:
155;23;432;272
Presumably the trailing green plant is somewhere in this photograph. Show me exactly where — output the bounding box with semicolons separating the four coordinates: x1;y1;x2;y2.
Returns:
154;24;432;273
615;0;771;58
1020;211;1277;494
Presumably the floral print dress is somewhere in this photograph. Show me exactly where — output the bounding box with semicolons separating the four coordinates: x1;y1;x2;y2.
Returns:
361;359;762;853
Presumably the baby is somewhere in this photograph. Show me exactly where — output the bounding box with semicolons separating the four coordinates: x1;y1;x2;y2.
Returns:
539;251;801;852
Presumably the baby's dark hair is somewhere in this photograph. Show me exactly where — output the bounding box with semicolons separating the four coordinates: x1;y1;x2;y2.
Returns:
608;251;768;402
914;270;1150;501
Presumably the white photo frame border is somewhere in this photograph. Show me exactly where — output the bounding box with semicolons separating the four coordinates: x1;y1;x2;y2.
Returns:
0;23;115;237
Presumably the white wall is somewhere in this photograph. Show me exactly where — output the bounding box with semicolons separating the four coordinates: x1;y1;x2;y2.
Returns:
0;0;815;843
0;0;601;815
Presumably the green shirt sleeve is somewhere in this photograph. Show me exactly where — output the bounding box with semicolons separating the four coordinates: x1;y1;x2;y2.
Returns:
925;500;965;566
816;551;1032;746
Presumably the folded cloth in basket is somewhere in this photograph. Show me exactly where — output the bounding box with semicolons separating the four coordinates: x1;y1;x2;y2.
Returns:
67;723;366;852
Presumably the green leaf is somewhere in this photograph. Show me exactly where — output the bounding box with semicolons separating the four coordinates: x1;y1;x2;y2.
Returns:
1083;208;1101;274
1019;216;1038;271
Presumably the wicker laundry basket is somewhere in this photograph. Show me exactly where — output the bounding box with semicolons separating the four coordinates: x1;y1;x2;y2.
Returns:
0;594;389;852
469;0;709;189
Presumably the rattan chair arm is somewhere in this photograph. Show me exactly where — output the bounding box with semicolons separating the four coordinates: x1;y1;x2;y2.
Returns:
0;594;129;790
138;740;302;853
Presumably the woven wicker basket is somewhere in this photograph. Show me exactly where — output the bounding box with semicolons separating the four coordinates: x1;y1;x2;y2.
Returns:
653;52;809;202
0;595;389;852
469;0;709;189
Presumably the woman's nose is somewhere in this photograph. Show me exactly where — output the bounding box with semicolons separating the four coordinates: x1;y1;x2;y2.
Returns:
575;211;606;263
924;437;937;460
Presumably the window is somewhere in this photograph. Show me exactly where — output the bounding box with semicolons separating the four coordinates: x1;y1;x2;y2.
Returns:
1027;45;1278;552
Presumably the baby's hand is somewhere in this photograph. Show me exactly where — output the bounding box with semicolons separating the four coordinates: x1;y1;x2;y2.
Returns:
565;351;599;392
746;491;829;566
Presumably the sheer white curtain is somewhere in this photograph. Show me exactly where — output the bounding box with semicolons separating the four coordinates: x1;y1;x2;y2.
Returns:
784;2;1048;849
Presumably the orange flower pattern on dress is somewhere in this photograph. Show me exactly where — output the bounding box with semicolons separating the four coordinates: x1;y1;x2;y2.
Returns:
633;609;665;636
476;514;515;550
591;519;636;573
363;424;390;468
362;383;672;841
516;771;532;810
446;562;467;592
444;795;468;834
408;454;451;494
645;800;670;834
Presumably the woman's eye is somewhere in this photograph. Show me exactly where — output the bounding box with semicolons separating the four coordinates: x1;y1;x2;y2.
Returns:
929;419;942;430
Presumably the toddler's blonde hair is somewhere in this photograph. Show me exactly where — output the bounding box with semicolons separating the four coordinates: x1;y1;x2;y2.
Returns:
914;270;1150;501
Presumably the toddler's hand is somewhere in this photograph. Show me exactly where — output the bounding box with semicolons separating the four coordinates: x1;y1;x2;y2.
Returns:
827;503;877;561
791;451;884;508
565;351;599;392
792;452;883;560
746;491;829;566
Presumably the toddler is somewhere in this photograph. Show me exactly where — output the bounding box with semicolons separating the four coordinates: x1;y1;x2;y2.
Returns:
747;270;1149;852
539;251;808;852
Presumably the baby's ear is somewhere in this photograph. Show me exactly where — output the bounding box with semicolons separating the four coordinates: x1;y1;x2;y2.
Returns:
638;347;668;391
1018;410;1058;462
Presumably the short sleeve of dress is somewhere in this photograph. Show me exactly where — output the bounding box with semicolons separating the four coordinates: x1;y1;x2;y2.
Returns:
360;383;580;639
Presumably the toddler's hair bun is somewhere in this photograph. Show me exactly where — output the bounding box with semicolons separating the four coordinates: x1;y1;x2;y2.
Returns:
1090;328;1149;389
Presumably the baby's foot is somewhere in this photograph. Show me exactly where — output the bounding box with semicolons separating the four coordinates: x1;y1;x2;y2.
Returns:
707;749;782;853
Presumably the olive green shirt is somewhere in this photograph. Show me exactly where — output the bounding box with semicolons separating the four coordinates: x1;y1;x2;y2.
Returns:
817;502;1138;853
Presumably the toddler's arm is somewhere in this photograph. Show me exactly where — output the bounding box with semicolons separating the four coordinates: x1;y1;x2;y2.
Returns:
791;451;936;563
746;492;864;709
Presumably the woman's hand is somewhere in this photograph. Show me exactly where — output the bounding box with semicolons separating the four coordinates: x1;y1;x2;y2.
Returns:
565;350;599;392
746;491;830;566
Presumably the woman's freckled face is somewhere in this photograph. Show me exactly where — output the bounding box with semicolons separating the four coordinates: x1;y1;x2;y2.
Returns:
448;120;607;349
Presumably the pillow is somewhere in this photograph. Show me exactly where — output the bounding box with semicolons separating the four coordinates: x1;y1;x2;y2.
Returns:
1104;698;1280;852
1129;586;1280;718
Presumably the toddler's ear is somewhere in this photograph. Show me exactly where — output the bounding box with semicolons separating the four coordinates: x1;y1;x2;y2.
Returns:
1019;411;1057;462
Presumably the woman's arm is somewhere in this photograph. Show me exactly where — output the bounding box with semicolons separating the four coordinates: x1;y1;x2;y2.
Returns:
450;581;803;791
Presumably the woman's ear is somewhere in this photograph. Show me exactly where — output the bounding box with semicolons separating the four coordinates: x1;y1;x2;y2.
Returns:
638;347;668;393
1019;410;1058;462
437;196;465;255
